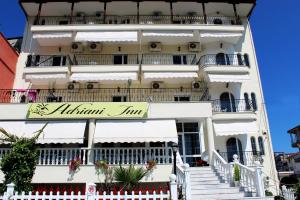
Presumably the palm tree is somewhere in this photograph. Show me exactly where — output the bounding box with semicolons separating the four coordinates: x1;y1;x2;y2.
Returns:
114;164;148;191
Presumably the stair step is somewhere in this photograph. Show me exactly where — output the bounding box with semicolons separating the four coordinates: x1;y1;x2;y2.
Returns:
190;176;220;181
190;173;217;178
191;184;233;189
191;187;240;195
191;192;245;200
191;180;221;185
189;167;212;171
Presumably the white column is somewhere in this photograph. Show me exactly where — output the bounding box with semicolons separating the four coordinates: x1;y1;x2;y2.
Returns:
254;161;265;197
205;117;215;164
88;119;96;164
169;174;178;200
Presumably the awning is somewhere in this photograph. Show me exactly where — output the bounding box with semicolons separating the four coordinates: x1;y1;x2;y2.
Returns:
207;74;250;83
143;31;194;37
33;32;73;39
70;72;137;81
94;120;178;143
25;73;67;80
213;121;257;136
200;32;243;38
0;121;86;144
144;72;198;79
75;32;138;42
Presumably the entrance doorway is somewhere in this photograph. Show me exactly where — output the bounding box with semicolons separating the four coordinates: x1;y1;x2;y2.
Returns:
177;122;201;167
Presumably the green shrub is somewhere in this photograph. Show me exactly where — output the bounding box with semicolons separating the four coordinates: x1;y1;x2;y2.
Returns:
233;164;240;182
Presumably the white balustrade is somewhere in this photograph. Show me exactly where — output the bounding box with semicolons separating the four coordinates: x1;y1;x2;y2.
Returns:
212;150;266;198
175;154;191;200
0;147;172;166
282;185;296;200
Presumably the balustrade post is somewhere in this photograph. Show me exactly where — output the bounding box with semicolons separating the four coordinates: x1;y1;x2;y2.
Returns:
169;174;178;200
183;164;191;200
6;183;15;196
86;182;96;200
254;161;265;197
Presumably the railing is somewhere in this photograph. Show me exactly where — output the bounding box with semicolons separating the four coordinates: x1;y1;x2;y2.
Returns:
199;54;250;67
212;99;254;112
218;151;263;166
73;54;139;65
26;55;72;67
282;185;296;200
176;154;191;200
212;151;265;197
35;15;241;26
0;147;172;166
142;54;197;65
0;88;209;104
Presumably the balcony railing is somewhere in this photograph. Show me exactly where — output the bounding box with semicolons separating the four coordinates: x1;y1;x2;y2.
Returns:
218;151;263;166
142;54;197;65
73;54;139;65
35;15;241;26
0;147;172;165
26;55;72;67
0;88;209;104
199;54;250;67
212;99;254;112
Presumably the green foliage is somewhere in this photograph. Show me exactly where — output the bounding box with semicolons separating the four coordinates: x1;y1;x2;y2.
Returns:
95;160;114;191
0;124;46;193
265;190;273;196
233;164;240;182
114;165;148;191
293;183;300;200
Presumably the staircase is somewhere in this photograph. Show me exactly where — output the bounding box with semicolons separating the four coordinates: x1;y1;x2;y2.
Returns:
190;167;247;200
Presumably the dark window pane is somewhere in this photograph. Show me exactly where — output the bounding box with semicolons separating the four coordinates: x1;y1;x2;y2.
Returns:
244;54;250;67
112;96;127;102
174;96;190;102
173;55;181;64
258;137;265;155
178;135;183;155
123;55;128;64
251;93;257;111
251;137;257;155
237;54;244;65
182;55;187;64
52;56;62;66
114;55;123;64
184;133;200;155
183;123;198;132
176;123;183;132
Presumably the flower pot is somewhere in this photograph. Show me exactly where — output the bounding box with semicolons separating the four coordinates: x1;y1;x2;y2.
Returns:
234;181;239;187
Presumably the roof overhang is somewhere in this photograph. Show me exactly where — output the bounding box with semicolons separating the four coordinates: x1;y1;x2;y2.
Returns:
19;0;256;19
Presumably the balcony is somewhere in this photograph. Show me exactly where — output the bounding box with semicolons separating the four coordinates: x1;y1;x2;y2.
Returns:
35;15;241;26
200;54;250;83
212;99;254;113
0;88;209;104
218;151;263;167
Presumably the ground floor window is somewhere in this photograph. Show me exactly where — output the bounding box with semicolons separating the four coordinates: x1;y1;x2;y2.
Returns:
226;137;244;163
177;122;201;167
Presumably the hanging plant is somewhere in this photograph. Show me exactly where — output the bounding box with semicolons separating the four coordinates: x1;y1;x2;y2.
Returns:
146;160;157;172
94;160;114;191
68;157;81;180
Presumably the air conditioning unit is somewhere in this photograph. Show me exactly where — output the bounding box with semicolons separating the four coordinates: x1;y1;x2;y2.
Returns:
151;81;164;91
192;81;203;90
86;82;98;90
88;42;102;52
149;42;162;52
71;42;83;53
188;42;201;52
67;82;80;92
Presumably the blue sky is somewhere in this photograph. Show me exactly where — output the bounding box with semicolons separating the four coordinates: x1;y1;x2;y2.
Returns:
0;0;299;152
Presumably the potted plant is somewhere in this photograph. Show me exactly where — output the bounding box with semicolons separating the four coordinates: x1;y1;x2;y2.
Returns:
68;157;81;180
233;164;240;187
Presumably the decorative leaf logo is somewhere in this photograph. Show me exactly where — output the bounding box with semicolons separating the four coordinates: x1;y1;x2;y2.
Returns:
31;103;49;116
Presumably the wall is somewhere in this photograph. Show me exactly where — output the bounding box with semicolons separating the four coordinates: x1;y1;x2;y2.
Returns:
0;33;18;89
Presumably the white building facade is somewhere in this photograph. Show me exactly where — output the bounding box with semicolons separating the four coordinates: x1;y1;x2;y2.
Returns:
0;0;279;198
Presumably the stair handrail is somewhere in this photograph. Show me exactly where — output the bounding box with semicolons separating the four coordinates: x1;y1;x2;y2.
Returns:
212;150;231;183
175;153;191;200
212;150;266;198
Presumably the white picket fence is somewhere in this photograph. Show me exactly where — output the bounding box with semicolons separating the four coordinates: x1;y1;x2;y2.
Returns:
282;185;296;200
1;191;170;200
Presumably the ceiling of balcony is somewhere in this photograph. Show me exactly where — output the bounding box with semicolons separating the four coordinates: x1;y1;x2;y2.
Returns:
21;1;255;17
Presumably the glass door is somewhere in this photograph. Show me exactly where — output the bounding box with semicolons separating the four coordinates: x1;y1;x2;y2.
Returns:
177;122;201;167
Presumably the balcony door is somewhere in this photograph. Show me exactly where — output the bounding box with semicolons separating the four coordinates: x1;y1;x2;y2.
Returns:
220;92;236;112
226;137;244;164
216;53;230;65
177;122;201;167
113;54;128;64
173;55;187;65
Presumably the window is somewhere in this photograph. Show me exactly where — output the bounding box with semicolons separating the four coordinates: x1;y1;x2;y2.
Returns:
250;137;257;155
258;136;265;155
213;18;223;25
220;92;236;112
113;54;128;64
174;96;190;102
112;96;127;102
244;54;250;67
237;53;244;65
244;93;251;110
226;137;244;163
251;93;257;111
52;56;66;66
216;53;226;65
173;55;187;65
